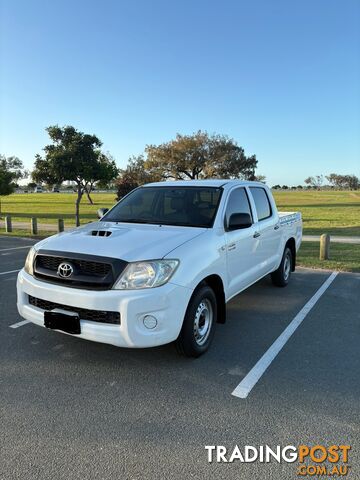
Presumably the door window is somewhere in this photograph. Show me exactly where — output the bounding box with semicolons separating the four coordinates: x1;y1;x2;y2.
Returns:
249;187;272;221
225;188;252;226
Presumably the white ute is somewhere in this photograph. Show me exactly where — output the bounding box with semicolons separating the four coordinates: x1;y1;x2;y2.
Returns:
17;180;302;357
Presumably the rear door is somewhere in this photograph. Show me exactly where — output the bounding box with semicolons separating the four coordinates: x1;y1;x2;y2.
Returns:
224;187;260;298
248;187;280;274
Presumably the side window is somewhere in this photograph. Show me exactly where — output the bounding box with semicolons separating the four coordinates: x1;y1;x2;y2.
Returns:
249;187;272;221
225;187;252;225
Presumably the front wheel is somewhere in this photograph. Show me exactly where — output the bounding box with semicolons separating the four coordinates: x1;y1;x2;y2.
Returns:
175;285;217;357
271;246;293;287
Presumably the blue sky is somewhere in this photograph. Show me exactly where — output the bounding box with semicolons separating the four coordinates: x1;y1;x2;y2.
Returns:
0;0;359;186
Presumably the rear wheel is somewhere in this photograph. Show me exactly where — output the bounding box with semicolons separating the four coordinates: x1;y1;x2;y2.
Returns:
175;285;217;357
271;246;292;287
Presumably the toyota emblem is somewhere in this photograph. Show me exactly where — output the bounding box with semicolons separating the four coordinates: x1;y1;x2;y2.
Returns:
57;262;74;278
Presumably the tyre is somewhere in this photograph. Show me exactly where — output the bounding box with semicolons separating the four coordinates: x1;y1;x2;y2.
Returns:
271;246;293;287
176;285;217;357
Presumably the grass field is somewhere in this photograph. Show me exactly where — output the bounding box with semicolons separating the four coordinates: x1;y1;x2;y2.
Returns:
1;190;359;272
1;190;359;235
273;190;360;236
297;242;360;273
0;192;117;224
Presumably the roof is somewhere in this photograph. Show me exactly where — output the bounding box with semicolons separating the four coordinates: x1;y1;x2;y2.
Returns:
144;179;263;188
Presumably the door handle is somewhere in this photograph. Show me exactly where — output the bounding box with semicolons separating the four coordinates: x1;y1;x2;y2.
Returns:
274;224;280;230
253;232;261;238
228;243;236;251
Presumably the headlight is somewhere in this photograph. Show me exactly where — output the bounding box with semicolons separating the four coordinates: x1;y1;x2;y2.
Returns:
24;247;36;276
113;260;179;290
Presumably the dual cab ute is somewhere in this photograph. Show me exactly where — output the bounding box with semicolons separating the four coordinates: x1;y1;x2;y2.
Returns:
17;180;302;357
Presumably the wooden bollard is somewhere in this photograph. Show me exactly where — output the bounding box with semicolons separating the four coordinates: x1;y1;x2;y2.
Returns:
58;219;64;232
5;215;12;233
319;233;330;260
31;217;38;235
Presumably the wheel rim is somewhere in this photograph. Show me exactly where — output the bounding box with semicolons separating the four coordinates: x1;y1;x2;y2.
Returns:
283;252;291;281
193;298;213;346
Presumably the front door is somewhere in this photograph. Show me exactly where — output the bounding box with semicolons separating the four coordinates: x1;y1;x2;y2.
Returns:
224;187;259;299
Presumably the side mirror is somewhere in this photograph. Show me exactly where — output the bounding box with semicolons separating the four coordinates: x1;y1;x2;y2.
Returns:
97;208;109;219
227;213;252;231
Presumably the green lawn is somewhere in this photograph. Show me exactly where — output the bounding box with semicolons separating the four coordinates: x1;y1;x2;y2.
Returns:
273;190;360;236
0;229;56;239
297;242;360;273
1;190;359;272
1;190;359;234
0;192;117;226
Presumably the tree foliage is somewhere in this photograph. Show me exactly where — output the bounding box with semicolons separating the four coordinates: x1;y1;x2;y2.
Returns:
115;132;258;200
144;131;257;181
0;155;25;196
304;175;324;189
303;173;359;190
116;155;162;200
326;173;359;190
0;154;26;213
83;152;118;204
253;174;266;183
32;125;118;226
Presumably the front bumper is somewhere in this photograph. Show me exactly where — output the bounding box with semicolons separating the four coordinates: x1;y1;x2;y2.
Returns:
17;269;192;348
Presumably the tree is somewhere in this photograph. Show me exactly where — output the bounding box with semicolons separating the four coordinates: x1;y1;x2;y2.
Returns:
144;131;258;180
32;125;118;226
304;175;323;189
272;184;281;190
0;155;26;213
83;152;118;204
326;173;359;190
115;155;162;200
116;173;140;200
326;173;340;188
347;175;360;190
253;174;266;183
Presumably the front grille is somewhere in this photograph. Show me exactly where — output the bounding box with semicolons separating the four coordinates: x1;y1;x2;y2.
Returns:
36;255;111;277
33;250;127;290
28;295;120;325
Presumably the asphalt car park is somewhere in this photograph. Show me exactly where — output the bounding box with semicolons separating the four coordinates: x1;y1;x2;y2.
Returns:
1;236;359;479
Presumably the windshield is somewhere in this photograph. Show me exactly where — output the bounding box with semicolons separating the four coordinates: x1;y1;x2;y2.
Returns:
103;186;223;228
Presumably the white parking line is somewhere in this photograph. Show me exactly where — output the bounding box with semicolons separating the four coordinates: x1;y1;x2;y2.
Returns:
9;320;30;328
0;246;32;252
0;269;21;276
232;271;339;399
